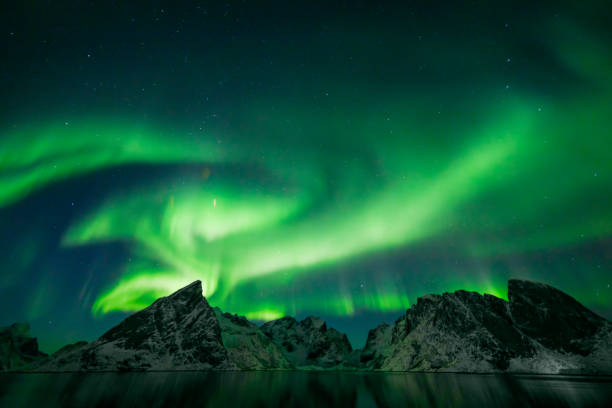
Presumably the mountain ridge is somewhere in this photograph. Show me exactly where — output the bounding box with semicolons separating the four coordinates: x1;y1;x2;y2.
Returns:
4;279;611;374
32;280;232;371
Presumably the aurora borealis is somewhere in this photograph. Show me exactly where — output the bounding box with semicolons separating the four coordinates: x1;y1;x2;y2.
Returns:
1;1;610;352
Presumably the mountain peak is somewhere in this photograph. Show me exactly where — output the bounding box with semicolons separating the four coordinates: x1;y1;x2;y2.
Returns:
261;315;352;368
37;279;230;371
301;316;326;331
508;278;554;293
508;278;608;355
21;278;612;374
168;280;203;298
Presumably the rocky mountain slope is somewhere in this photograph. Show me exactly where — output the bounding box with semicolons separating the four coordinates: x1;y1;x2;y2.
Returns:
0;323;47;370
214;307;292;369
363;279;612;373
37;281;232;371
261;316;355;368
359;322;392;368
507;279;612;374
4;278;610;373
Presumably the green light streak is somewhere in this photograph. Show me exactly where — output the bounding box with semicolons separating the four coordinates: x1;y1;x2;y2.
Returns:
3;5;611;356
0;119;233;207
92;270;190;315
78;105;533;315
2;88;611;318
244;309;286;321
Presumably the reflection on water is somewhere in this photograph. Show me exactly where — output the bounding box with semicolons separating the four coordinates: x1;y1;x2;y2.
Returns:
0;371;611;408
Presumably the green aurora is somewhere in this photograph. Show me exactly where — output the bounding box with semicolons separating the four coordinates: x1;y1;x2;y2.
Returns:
0;1;610;351
3;93;610;320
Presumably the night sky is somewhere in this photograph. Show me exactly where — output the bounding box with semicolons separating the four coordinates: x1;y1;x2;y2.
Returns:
1;1;610;353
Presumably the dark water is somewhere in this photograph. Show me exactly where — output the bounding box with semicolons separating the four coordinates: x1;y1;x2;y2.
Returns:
1;372;611;408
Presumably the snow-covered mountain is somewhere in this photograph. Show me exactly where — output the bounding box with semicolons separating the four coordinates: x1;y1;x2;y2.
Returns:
37;281;232;371
214;307;292;369
363;279;612;374
5;278;610;373
261;316;355;368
